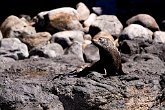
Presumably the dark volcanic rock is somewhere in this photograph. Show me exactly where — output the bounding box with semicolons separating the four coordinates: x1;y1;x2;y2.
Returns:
0;51;165;110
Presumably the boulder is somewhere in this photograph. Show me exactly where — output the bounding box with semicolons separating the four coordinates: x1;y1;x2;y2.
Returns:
29;43;64;58
1;15;36;38
51;30;84;49
20;32;52;49
0;38;29;60
83;43;100;63
76;2;90;21
65;41;84;62
83;13;97;27
33;7;83;33
153;31;165;43
90;15;123;38
120;24;153;41
126;14;160;31
0;30;3;40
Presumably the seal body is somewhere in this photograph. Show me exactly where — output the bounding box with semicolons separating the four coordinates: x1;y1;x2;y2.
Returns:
92;34;125;76
76;31;126;77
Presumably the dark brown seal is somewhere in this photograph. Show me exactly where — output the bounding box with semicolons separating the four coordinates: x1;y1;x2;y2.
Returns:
76;31;126;77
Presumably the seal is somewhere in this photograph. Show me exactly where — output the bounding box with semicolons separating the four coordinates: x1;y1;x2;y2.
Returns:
75;31;126;77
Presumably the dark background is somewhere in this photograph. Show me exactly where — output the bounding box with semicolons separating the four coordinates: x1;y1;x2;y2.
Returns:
1;0;165;27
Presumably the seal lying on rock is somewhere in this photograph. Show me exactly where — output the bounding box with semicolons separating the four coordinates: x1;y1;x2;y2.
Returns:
75;31;126;77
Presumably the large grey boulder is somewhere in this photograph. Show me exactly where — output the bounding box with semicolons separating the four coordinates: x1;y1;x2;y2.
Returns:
153;31;165;43
64;41;84;62
90;15;123;38
0;38;29;60
120;24;153;41
51;30;84;49
29;43;64;58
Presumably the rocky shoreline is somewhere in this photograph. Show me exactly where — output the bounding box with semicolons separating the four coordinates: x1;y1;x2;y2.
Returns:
0;2;165;110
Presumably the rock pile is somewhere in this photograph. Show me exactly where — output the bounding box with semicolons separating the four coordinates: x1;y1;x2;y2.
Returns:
0;2;165;110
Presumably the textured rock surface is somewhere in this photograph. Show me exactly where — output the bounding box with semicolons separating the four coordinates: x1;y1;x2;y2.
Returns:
0;38;165;110
0;38;29;60
91;15;123;38
120;24;153;41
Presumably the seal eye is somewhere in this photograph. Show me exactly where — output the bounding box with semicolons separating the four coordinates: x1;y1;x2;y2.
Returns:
99;38;105;43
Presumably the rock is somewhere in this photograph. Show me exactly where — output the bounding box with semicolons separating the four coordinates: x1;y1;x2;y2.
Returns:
76;2;90;21
19;32;52;49
90;15;123;38
51;30;84;49
83;43;100;63
119;40;141;55
126;14;160;31
0;56;16;72
0;38;29;60
91;0;117;15
120;24;153;41
33;7;83;33
92;7;102;15
0;51;164;110
153;31;165;43
19;14;31;22
83;13;97;27
83;34;92;41
82;39;92;49
1;15;36;38
144;42;165;62
0;30;3;40
29;43;64;58
161;20;165;31
65;41;84;62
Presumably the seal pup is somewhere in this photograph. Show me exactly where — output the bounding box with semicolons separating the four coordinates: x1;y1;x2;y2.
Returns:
76;31;126;77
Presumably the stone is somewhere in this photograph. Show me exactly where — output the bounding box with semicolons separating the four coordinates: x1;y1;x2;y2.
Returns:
76;2;90;21
90;15;123;38
20;32;52;49
153;31;165;43
0;38;29;60
83;13;97;27
83;43;100;63
64;41;84;62
33;7;83;33
0;15;36;38
51;30;84;49
29;43;64;58
126;14;160;31
0;30;3;40
120;24;153;41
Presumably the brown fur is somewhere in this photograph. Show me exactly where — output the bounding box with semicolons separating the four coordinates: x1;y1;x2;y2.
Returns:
76;31;126;77
92;32;125;76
